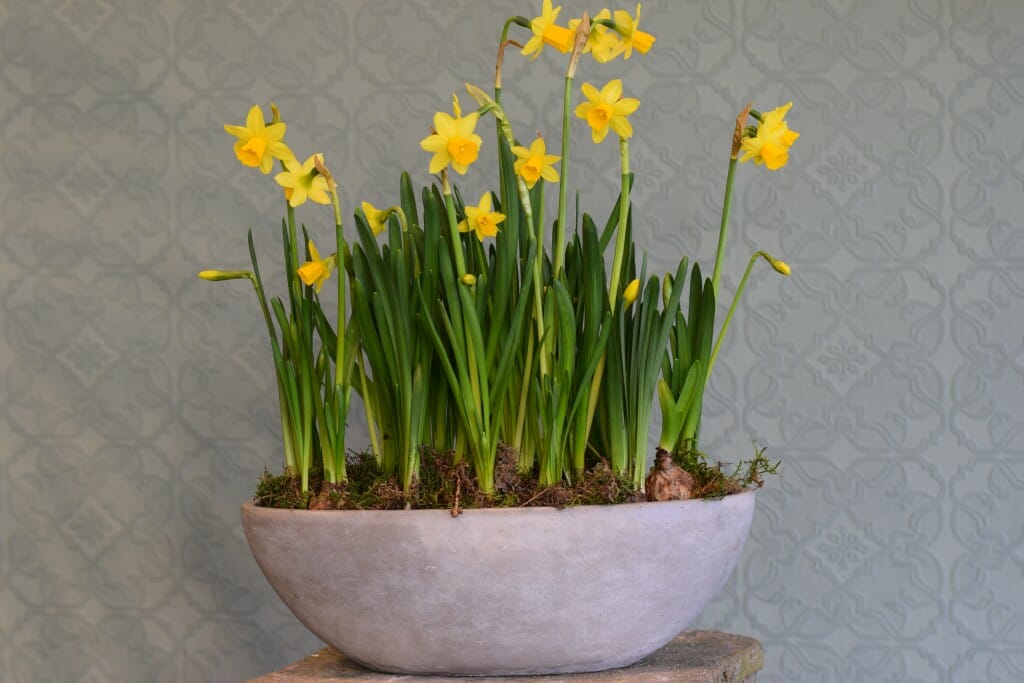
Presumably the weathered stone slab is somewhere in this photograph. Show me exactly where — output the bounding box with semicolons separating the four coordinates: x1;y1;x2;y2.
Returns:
248;630;763;683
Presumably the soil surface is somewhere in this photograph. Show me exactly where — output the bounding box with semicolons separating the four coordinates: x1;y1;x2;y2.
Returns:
254;445;775;513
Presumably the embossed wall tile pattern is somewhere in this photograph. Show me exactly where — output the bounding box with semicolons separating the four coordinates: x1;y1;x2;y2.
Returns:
1;0;1022;680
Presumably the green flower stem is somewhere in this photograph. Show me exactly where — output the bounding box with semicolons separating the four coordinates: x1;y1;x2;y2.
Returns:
247;273;297;473
388;207;420;276
607;136;631;305
552;74;573;278
465;85;548;376
513;332;535;449
286;203;300;303
494;17;523;106
440;173;468;278
707;250;772;378
711;157;738;296
580;138;631;474
357;352;382;463
330;187;347;482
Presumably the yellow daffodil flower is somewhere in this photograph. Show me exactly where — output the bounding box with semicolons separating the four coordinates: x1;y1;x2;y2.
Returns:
543;23;575;53
575;79;640;144
297;240;334;292
522;0;562;59
623;278;641;307
420;95;482;175
275;153;331;207
224;104;294;173
614;4;655;59
511;137;561;189
739;102;800;170
361;201;389;236
458;193;505;242
571;10;625;63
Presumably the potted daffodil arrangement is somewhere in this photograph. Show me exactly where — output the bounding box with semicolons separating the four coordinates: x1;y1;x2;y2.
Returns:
201;1;799;676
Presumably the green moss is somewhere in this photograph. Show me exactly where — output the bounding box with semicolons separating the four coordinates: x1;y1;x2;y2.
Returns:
672;442;779;499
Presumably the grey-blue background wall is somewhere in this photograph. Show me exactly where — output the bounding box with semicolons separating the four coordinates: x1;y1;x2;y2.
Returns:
0;0;1019;680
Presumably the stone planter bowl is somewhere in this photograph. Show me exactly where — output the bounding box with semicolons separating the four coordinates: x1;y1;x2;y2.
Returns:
241;490;755;676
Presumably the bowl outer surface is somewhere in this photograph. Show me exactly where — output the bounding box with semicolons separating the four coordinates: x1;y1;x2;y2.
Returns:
241;491;755;675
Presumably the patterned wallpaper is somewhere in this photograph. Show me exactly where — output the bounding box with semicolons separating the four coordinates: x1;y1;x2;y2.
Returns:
1;0;1022;680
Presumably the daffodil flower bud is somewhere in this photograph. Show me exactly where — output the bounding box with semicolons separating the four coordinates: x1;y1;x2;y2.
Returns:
623;278;641;307
755;251;791;276
198;269;252;282
661;273;673;307
461;274;477;286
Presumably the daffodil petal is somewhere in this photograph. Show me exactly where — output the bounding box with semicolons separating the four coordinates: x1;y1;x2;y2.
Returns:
610;116;633;139
434;112;456;138
580;82;600;102
456;112;480;136
259;153;274;174
429;153;450;174
265;122;286;141
420;134;447;152
224;124;249;138
267;140;294;160
601;79;623;102
245;105;265;131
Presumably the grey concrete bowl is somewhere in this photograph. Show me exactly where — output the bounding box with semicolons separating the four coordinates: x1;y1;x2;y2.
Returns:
241;490;755;676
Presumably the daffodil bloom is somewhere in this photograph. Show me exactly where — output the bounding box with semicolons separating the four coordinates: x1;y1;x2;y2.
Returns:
569;10;624;63
458;193;505;242
613;4;656;59
739;102;800;170
522;0;562;59
361;201;389;236
543;23;575;53
275;153;331;207
419;95;482;175
511;137;560;189
623;278;641;306
297;240;334;292
575;79;640;144
224;105;294;173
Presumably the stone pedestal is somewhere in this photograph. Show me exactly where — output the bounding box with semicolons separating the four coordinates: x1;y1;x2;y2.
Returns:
247;630;763;683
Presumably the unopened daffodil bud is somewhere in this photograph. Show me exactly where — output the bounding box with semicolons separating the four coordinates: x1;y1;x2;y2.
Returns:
461;273;477;286
198;269;252;282
661;273;674;307
269;101;282;124
623;278;641;307
756;251;791;276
